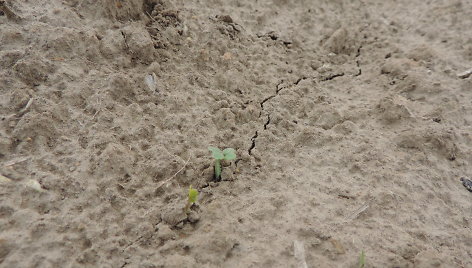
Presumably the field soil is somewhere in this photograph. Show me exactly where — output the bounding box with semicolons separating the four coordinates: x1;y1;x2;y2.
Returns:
1;0;472;267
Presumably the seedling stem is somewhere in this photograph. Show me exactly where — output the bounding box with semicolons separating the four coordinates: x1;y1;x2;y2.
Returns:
185;185;198;214
208;146;236;181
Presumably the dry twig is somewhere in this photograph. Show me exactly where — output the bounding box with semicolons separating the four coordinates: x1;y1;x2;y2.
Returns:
155;156;191;190
4;156;30;167
346;198;374;221
17;98;33;117
293;240;308;268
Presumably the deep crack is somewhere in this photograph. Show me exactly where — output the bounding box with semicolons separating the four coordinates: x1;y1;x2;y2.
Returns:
294;76;307;85
264;115;271;130
248;131;258;155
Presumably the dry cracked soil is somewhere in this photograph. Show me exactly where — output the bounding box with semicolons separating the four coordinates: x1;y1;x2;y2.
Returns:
1;0;472;267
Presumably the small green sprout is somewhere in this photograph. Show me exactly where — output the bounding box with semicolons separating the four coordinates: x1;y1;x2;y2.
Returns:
185;185;199;213
358;250;366;268
208;146;236;181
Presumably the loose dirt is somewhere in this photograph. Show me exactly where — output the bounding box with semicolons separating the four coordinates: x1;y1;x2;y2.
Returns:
1;0;471;267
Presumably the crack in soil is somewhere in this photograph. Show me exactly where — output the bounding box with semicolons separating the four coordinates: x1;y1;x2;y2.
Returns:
259;80;285;112
321;72;345;81
355;44;362;76
263;114;271;130
248;36;365;155
294;76;307;85
249;80;286;155
248;130;258;155
259;95;276;113
249;80;284;155
249;77;307;155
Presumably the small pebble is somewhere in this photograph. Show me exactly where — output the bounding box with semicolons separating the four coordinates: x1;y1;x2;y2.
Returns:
460;177;472;192
457;68;472;79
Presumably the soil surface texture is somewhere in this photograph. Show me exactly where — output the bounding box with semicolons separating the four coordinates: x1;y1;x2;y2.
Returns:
1;0;472;267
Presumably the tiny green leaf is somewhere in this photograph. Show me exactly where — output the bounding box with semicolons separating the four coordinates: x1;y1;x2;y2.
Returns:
222;148;236;160
208;146;224;160
188;186;198;204
358;251;365;268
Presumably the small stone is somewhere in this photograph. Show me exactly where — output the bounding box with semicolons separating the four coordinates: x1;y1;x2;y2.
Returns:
460;177;472;192
457;68;472;79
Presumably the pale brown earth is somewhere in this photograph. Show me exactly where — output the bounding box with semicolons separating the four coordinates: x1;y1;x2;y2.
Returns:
1;0;472;267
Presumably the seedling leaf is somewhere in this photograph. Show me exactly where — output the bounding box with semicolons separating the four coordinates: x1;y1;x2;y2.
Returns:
208;146;237;181
188;186;198;204
358;251;365;268
222;148;236;160
208;146;224;160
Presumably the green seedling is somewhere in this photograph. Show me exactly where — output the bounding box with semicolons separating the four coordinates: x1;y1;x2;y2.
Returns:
208;146;236;181
358;250;366;268
185;185;199;213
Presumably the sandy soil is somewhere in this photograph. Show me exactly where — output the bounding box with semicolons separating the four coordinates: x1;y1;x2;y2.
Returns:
1;0;472;267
